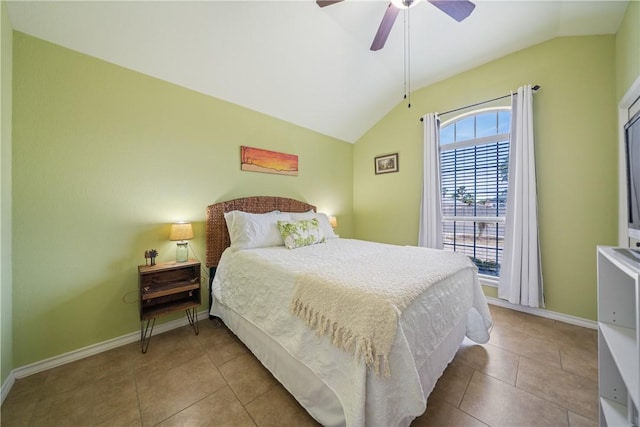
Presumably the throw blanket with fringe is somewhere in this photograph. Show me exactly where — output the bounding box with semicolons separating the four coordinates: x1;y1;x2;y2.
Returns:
289;245;475;376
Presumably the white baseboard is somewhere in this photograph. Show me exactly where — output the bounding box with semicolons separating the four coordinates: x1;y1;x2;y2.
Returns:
486;297;598;330
1;371;15;404
1;310;209;404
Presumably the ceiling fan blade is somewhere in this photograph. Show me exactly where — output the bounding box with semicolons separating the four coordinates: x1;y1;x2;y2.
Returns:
316;0;344;7
370;3;401;51
428;0;475;22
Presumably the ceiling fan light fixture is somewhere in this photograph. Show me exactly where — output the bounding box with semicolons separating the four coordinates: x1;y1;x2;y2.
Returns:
391;0;420;10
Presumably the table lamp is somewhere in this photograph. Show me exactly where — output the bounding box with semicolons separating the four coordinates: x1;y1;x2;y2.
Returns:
169;222;194;263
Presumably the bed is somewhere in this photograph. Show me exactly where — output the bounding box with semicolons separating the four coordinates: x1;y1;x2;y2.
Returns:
206;196;492;427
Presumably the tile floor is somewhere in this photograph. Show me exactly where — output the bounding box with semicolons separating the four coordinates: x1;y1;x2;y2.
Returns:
1;305;599;427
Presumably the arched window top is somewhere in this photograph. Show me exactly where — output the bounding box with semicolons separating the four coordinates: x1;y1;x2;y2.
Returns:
440;107;511;146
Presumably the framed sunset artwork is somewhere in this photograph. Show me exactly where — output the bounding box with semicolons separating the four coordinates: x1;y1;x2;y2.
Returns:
240;146;299;176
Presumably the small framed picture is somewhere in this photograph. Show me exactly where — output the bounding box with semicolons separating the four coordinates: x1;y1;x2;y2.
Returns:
374;153;399;174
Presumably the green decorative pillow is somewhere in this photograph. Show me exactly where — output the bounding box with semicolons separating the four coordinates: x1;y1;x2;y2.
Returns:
277;219;325;249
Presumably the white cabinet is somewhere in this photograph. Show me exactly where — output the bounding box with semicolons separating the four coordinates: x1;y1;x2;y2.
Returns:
597;246;640;426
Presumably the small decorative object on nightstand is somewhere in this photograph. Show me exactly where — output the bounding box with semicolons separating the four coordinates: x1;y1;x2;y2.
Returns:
138;259;201;353
169;222;194;263
144;249;158;266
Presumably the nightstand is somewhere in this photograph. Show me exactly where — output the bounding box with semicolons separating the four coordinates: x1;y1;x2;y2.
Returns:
138;259;201;353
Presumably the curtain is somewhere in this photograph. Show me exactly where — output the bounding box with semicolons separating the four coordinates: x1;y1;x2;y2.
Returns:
498;85;544;307
418;113;443;249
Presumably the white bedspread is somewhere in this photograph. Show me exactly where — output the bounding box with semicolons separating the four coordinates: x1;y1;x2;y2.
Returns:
211;239;492;427
291;243;480;376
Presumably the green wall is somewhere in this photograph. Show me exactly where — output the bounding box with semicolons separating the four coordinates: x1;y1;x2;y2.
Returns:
12;32;353;367
616;0;640;101
353;36;618;321
1;0;13;385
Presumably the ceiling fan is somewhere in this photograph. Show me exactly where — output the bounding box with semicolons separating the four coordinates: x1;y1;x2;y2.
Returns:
317;0;476;51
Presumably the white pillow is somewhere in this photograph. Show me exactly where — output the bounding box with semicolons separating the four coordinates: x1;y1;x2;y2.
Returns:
287;210;338;239
224;210;291;250
288;209;315;220
314;212;339;239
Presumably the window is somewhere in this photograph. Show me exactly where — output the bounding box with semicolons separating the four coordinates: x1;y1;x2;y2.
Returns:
440;108;511;277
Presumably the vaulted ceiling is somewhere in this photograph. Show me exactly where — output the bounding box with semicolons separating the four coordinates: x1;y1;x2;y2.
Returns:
6;0;629;142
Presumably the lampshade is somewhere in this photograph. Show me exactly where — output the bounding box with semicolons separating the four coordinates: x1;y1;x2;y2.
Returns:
169;222;194;241
328;215;338;228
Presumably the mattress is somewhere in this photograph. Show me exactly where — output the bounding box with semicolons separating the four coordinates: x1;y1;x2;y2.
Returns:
210;238;492;427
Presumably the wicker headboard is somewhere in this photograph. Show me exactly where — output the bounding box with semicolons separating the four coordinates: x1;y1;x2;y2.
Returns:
205;196;317;268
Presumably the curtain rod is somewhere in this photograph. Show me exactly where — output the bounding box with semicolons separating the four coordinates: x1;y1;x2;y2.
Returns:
419;85;540;122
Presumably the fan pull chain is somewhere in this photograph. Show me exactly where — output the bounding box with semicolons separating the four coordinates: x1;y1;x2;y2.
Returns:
402;7;411;109
403;9;407;103
407;6;411;109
